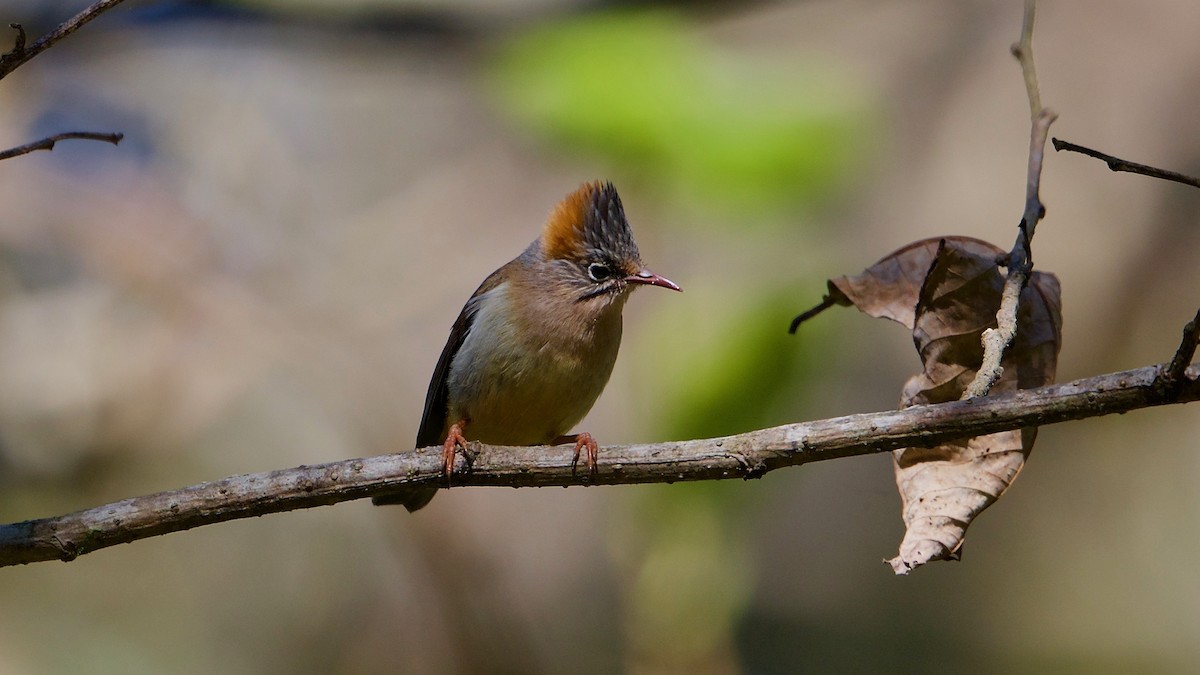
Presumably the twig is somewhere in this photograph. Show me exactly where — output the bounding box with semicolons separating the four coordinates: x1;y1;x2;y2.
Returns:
1013;108;1056;267
788;295;837;334
1051;138;1200;189
1010;0;1042;119
963;0;1057;398
0;0;129;81
7;23;25;57
0;131;123;160
1160;307;1200;395
1;361;1197;567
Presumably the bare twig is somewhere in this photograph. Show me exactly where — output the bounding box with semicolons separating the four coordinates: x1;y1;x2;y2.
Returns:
0;131;123;160
963;0;1056;398
0;0;129;80
1009;0;1041;119
788;295;837;334
7;23;25;56
1;361;1197;567
1052;138;1200;189
1161;308;1200;394
1013;108;1056;266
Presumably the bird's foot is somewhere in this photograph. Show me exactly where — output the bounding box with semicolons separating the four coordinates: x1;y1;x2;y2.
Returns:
555;432;599;480
442;421;470;486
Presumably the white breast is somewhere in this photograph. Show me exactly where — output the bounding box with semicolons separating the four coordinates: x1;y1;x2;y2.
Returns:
446;282;624;445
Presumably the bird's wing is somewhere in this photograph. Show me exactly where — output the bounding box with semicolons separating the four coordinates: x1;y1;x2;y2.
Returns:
415;264;511;448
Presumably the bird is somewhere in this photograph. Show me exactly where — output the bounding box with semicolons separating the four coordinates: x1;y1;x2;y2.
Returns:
373;180;680;511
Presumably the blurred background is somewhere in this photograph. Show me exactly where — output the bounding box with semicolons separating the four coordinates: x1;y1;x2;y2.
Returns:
1;0;1199;672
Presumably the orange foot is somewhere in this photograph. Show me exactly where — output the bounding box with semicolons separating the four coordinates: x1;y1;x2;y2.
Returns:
442;421;469;486
554;432;599;479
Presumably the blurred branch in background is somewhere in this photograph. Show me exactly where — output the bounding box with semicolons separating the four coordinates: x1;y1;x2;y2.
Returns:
0;0;128;80
0;130;122;159
1;1;129;161
2;357;1197;567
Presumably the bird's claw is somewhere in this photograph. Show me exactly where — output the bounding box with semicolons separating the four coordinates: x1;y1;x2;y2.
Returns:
442;422;469;487
565;432;599;481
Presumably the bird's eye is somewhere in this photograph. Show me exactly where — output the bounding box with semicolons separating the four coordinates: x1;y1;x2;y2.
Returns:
587;262;613;282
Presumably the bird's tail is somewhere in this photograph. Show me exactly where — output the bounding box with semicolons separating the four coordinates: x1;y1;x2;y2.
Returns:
371;487;437;512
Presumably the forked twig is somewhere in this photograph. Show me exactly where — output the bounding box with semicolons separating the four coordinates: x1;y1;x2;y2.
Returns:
963;0;1057;399
0;0;129;80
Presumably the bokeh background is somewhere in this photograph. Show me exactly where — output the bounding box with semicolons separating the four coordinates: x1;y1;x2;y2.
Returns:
2;0;1199;673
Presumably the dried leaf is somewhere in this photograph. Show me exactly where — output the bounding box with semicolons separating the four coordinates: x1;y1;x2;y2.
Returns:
819;237;1062;574
902;242;1062;403
826;236;1006;330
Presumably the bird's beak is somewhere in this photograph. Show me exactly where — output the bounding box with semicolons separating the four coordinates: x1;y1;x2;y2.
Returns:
626;269;682;292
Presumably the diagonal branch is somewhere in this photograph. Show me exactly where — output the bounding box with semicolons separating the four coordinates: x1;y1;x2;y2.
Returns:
0;131;123;160
0;0;129;80
1051;138;1200;189
963;0;1056;398
1;360;1196;568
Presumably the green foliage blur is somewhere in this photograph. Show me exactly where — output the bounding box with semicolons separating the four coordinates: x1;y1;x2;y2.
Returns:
492;9;872;220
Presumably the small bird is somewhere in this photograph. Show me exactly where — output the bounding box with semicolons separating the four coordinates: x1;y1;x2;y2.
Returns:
374;180;680;511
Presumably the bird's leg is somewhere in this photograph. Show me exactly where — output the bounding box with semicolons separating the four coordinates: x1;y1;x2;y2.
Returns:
554;432;599;479
443;421;469;486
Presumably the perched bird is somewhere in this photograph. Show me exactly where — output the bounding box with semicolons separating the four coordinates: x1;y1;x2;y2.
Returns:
374;180;680;511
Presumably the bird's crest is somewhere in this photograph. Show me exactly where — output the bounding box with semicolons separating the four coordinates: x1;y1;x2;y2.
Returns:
543;181;640;263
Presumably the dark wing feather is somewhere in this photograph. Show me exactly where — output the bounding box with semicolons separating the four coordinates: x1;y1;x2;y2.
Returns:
373;263;513;510
415;296;477;448
415;264;510;447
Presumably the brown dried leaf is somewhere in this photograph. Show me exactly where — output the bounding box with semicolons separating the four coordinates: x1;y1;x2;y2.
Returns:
826;236;1006;330
823;237;1062;574
902;242;1062;404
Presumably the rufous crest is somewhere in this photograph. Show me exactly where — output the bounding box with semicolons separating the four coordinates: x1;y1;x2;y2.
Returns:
542;181;640;264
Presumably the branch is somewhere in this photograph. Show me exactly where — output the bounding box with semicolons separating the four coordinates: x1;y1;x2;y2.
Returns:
1051;138;1200;189
0;0;129;81
963;0;1057;398
788;295;837;334
1162;307;1200;394
1;360;1197;567
0;131;123;160
1010;0;1042;119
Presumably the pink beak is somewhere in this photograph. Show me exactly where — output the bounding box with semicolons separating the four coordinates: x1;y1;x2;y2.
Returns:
625;269;682;292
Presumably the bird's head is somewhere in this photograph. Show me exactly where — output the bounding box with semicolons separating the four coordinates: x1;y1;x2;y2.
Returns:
537;181;680;308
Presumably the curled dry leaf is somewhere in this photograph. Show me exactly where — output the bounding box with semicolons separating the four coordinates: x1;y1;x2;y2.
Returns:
819;237;1062;574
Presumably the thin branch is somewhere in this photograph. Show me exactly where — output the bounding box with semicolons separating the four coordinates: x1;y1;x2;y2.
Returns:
7;23;25;56
1014;109;1056;262
1162;308;1200;394
1051;138;1200;189
788;295;837;334
963;0;1057;398
1;361;1196;567
0;131;123;160
0;0;129;81
1010;0;1042;118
